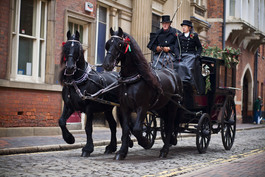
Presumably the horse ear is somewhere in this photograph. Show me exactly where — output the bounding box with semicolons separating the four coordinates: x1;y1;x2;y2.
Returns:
110;27;114;36
67;30;71;40
75;31;80;41
118;27;123;37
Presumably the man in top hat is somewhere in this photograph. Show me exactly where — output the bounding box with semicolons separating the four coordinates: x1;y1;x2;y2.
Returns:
174;20;204;94
147;15;181;69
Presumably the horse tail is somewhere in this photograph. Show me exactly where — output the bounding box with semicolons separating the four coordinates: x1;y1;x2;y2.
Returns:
114;106;121;127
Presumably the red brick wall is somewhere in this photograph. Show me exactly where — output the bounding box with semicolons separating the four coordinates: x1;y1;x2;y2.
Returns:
0;88;62;127
0;0;10;79
207;0;223;18
206;0;224;49
258;45;265;111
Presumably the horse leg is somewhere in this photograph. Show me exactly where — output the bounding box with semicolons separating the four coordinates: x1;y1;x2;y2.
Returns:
58;105;75;144
81;111;94;157
116;107;133;148
104;110;117;154
133;107;150;149
160;104;177;158
114;107;131;160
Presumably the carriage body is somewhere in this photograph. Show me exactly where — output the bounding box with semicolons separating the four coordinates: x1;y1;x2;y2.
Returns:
181;56;236;122
156;56;237;153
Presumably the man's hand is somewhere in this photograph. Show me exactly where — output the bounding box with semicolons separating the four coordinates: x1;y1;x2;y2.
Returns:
163;47;170;53
156;46;163;52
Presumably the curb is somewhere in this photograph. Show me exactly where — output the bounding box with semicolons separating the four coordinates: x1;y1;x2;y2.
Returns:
1;125;264;156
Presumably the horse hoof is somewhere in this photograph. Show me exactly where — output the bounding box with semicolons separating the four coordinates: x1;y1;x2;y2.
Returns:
63;134;75;144
104;145;117;154
129;140;134;148
159;152;168;158
114;153;126;160
81;151;90;157
104;149;115;154
170;138;177;146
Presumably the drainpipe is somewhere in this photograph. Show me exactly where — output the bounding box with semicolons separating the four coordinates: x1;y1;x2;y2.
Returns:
223;0;227;86
222;0;226;50
254;50;259;101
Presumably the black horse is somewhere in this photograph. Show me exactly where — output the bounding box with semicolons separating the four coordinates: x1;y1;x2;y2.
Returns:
103;27;183;160
59;31;120;157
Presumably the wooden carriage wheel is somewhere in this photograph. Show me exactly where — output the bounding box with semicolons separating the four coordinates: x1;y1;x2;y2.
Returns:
196;113;211;153
221;96;236;150
142;113;157;149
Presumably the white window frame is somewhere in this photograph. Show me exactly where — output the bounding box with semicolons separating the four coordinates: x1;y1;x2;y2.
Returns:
10;0;47;83
95;4;110;66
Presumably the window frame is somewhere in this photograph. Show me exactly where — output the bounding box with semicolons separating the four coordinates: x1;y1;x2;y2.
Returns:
10;0;47;83
95;4;110;69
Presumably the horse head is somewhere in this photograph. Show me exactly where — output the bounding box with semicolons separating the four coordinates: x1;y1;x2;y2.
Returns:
61;30;84;76
103;27;126;71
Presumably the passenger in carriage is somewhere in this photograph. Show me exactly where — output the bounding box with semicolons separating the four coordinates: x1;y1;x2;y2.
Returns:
147;15;181;69
175;20;205;95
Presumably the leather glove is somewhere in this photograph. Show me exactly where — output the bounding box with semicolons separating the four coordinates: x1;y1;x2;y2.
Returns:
163;47;170;53
156;46;163;52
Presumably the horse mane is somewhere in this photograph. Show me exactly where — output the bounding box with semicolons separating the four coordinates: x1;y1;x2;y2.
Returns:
59;41;85;85
123;33;162;92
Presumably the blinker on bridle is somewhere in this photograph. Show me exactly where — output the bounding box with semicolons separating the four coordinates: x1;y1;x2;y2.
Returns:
64;39;82;76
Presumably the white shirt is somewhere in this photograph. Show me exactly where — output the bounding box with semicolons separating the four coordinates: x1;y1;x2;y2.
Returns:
184;32;190;37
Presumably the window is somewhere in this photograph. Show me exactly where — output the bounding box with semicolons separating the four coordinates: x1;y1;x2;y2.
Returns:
68;22;84;44
152;14;160;33
230;0;236;16
95;5;108;72
67;20;88;61
11;0;47;83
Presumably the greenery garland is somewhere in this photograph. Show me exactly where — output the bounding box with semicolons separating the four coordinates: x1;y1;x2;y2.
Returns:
201;44;241;94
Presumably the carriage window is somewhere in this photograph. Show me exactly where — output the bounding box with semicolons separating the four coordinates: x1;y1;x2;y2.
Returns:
11;0;47;82
95;5;108;72
219;65;225;88
226;67;233;87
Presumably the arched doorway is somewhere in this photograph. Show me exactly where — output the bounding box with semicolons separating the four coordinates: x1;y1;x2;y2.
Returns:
242;70;253;123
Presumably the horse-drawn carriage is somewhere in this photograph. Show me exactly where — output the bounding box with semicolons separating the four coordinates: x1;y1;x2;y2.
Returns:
59;28;236;160
144;56;237;154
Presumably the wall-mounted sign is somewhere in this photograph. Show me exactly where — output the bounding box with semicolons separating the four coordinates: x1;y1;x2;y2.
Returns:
85;2;93;12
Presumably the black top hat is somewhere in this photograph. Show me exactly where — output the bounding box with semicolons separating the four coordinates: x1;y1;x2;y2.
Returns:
161;15;172;23
181;20;193;27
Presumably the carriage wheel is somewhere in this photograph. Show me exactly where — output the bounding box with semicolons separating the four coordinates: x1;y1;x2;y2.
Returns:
221;96;236;150
160;118;178;146
196;113;211;154
142;113;157;149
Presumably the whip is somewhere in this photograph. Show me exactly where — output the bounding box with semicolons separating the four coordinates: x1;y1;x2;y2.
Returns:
171;0;183;22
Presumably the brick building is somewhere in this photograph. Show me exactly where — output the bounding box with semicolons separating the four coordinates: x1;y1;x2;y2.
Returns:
206;0;265;123
0;0;264;136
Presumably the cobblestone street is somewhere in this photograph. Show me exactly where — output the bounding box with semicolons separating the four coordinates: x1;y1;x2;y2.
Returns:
0;127;265;176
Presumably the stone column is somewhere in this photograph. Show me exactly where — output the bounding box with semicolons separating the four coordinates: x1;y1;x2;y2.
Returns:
110;7;118;31
131;0;152;61
45;0;56;84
